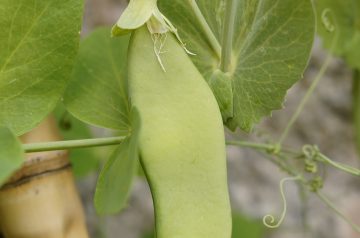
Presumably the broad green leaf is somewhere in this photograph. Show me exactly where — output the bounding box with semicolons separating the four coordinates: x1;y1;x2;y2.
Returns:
64;28;131;135
0;0;84;136
315;0;360;69
159;0;315;131
54;104;99;177
94;108;141;214
112;0;157;36
0;127;24;185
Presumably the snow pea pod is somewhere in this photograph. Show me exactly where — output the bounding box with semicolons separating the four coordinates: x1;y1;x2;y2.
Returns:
128;26;231;238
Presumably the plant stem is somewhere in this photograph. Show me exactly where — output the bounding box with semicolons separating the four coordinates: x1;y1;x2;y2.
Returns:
278;23;339;145
22;137;360;176
228;139;360;176
188;0;221;58
220;0;237;72
318;153;360;176
226;140;274;150
316;192;360;233
297;183;311;236
352;69;360;162
23;137;125;153
277;52;333;145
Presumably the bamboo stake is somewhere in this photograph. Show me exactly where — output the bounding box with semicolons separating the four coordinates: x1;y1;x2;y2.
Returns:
0;117;89;238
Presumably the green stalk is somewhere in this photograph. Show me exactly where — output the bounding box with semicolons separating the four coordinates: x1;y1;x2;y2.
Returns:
317;192;360;233
278;19;339;146
188;0;221;58
22;137;360;176
220;0;237;72
226;140;273;150
23;136;125;153
318;153;360;176
278;51;333;145
353;69;360;161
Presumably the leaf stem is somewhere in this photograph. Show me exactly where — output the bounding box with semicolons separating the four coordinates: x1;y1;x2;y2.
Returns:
277;51;333;145
226;140;274;150
23;136;125;153
316;192;360;233
22;137;360;177
220;0;237;72
228;140;360;176
278;17;339;145
317;153;360;176
352;69;360;162
188;0;221;58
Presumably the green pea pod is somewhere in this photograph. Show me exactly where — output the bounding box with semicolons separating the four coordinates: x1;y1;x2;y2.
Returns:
128;26;231;238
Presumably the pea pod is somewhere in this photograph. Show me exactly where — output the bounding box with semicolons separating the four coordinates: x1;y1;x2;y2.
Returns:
128;26;231;238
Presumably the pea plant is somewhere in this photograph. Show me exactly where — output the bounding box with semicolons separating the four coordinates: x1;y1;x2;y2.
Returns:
0;0;359;237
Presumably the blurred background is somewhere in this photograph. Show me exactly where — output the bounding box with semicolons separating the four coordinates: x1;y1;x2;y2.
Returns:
68;0;360;237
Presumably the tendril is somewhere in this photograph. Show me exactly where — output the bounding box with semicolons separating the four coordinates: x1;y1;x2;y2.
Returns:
321;8;335;32
317;153;360;176
263;176;302;228
302;145;319;159
302;145;319;173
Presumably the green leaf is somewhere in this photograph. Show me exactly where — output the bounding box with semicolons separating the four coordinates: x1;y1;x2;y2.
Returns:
0;127;24;186
315;0;360;69
64;28;131;135
0;0;84;135
94;108;141;214
159;0;315;131
54;104;100;178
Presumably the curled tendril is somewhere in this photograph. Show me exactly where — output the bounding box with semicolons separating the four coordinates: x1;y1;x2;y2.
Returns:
321;8;336;32
302;145;320;173
302;144;319;159
302;145;360;176
305;159;318;173
263;176;302;228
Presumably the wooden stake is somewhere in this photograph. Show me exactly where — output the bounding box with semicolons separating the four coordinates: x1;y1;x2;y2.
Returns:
0;117;89;238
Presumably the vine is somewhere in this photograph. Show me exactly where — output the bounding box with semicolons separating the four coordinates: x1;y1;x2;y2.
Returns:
220;0;237;72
